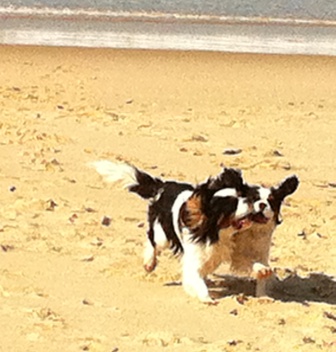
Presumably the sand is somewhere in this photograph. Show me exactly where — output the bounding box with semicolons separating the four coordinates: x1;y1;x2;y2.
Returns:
1;45;336;352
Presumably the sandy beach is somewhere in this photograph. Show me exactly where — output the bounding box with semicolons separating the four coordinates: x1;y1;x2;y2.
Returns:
1;45;336;351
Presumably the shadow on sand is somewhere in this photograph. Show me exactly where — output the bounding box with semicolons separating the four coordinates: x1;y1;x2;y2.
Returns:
165;270;336;304
209;270;336;304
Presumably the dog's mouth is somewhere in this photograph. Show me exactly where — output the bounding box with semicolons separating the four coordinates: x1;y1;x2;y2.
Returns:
251;212;269;224
232;215;253;230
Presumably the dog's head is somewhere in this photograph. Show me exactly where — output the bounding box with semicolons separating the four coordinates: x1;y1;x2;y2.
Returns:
179;180;252;244
245;175;299;226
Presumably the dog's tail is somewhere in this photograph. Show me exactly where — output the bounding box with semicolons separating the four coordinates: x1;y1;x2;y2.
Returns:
89;160;164;200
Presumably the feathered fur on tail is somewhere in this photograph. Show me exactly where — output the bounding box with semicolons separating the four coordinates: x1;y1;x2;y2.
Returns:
89;160;164;200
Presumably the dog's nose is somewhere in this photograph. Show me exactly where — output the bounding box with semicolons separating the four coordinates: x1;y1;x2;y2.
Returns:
259;202;267;211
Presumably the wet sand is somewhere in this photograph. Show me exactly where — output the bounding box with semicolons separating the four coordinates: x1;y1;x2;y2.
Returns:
1;45;336;351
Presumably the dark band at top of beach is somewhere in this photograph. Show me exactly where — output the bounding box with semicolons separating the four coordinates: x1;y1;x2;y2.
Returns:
2;1;336;55
3;0;336;21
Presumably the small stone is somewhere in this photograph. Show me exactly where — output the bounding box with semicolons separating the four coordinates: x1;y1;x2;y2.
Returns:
81;256;94;262
324;311;336;321
84;207;96;213
223;148;242;155
69;214;78;223
273;150;284;157
236;294;248;305
228;340;241;346
230;309;238;316
1;244;14;252
303;336;315;344
297;231;307;240
82;299;94;306
46;199;58;211
192;134;208;142
101;216;111;226
281;162;291;170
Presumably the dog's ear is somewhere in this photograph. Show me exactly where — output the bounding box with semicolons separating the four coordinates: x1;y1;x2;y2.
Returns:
272;175;299;201
209;167;244;192
180;186;208;231
269;175;299;225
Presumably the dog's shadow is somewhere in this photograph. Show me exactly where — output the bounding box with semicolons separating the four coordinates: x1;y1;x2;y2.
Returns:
165;270;336;304
208;270;336;304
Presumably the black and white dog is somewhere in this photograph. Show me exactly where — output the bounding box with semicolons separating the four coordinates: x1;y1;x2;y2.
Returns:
178;168;299;300
90;160;299;303
90;160;253;303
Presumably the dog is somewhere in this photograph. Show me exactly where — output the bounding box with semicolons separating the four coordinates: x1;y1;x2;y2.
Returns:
208;171;300;297
90;160;253;303
178;168;299;300
90;160;299;302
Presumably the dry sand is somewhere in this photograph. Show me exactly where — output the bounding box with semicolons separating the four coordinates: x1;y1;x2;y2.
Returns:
1;45;336;352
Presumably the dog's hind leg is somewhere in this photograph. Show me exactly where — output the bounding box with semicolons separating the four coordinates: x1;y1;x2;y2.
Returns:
143;220;170;272
143;236;157;272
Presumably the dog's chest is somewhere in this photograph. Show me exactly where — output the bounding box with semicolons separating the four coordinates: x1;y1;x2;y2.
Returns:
197;228;234;277
229;221;277;273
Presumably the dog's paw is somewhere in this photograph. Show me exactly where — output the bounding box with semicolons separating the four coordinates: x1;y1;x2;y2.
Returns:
144;258;157;273
252;263;273;280
201;296;219;305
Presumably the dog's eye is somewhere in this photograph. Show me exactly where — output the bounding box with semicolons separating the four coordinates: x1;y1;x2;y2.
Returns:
258;202;267;211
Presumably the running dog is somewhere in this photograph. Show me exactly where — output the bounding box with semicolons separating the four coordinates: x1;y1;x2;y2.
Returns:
90;160;299;302
90;160;252;303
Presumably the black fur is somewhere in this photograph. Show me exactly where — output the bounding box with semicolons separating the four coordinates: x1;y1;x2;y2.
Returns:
129;167;244;254
229;175;299;225
126;167;193;254
209;167;245;193
192;196;239;244
128;169;164;199
180;182;240;245
147;181;193;254
269;175;299;224
271;175;299;202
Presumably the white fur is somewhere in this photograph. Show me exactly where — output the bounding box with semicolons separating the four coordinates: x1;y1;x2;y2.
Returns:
235;198;250;218
153;219;170;249
143;219;170;271
89;160;137;188
143;237;156;270
250;185;274;218
252;262;273;297
171;190;193;242
182;242;213;303
181;226;238;303
214;188;237;198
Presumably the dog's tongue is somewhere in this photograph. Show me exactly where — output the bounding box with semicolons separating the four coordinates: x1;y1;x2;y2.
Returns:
252;213;269;224
233;217;252;230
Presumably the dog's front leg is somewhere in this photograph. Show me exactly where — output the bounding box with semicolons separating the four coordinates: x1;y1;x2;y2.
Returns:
252;262;273;297
182;245;217;304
